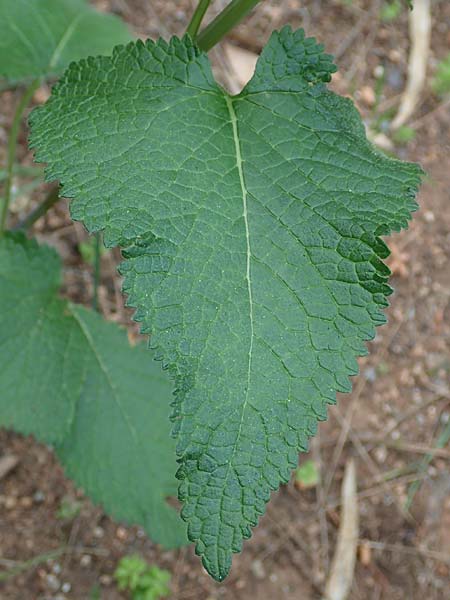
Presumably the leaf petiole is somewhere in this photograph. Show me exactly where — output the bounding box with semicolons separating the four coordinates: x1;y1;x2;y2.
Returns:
196;0;262;51
0;78;41;236
12;185;60;231
186;0;213;39
92;232;101;312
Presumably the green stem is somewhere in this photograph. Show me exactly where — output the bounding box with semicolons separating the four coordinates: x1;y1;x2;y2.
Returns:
0;78;40;236
196;0;262;52
13;185;60;231
186;0;213;39
92;232;101;312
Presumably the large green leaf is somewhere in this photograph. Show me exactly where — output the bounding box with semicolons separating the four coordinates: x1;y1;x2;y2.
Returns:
29;29;422;579
0;0;132;80
0;234;186;548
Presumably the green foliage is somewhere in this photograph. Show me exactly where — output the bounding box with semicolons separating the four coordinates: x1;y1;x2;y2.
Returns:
114;556;171;600
0;234;186;548
432;53;450;97
0;0;132;81
29;28;422;579
380;0;402;21
56;495;82;521
89;585;101;600
79;235;108;265
392;126;416;145
295;459;319;488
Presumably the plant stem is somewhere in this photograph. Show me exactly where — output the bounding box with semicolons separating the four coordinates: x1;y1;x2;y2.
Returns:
92;233;101;312
186;0;213;39
196;0;262;52
13;185;60;231
405;419;450;510
0;548;65;582
0;78;40;236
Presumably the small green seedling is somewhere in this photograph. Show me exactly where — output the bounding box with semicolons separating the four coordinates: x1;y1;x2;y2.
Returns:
56;495;82;521
380;0;402;22
89;584;101;600
114;556;171;600
295;459;320;489
392;126;417;145
432;53;450;97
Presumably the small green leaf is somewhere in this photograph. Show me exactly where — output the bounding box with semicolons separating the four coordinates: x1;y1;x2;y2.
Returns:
115;555;149;591
295;459;320;489
432;53;450;98
392;126;416;144
56;495;82;521
89;585;101;600
114;556;171;600
0;234;187;548
29;28;422;580
0;0;132;81
380;0;402;21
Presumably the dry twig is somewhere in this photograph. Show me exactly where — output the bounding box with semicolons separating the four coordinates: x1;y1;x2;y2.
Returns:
0;454;19;480
391;0;431;128
324;459;359;600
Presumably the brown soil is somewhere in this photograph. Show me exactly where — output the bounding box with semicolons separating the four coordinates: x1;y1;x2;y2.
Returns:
0;1;449;599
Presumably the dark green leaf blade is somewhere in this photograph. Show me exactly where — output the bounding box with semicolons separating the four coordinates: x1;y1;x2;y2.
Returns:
0;234;186;548
0;0;132;80
0;235;81;440
59;305;186;548
29;30;422;579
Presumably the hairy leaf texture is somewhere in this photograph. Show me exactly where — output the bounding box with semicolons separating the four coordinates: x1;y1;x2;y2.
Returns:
0;0;132;80
0;234;186;548
29;28;422;579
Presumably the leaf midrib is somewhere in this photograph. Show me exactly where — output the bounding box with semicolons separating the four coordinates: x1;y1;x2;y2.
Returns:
6;4;85;75
70;307;141;450
48;12;84;70
224;95;254;471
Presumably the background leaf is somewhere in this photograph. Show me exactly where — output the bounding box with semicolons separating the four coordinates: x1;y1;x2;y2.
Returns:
0;0;132;81
29;29;422;579
0;234;186;548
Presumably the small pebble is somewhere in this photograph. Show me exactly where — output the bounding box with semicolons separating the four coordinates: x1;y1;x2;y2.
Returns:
388;49;402;63
20;496;33;508
5;496;17;509
99;574;112;586
360;85;376;106
46;573;60;591
93;526;104;538
375;446;387;464
80;554;92;568
364;366;376;382
115;526;128;540
373;65;384;78
251;559;266;580
33;490;45;503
